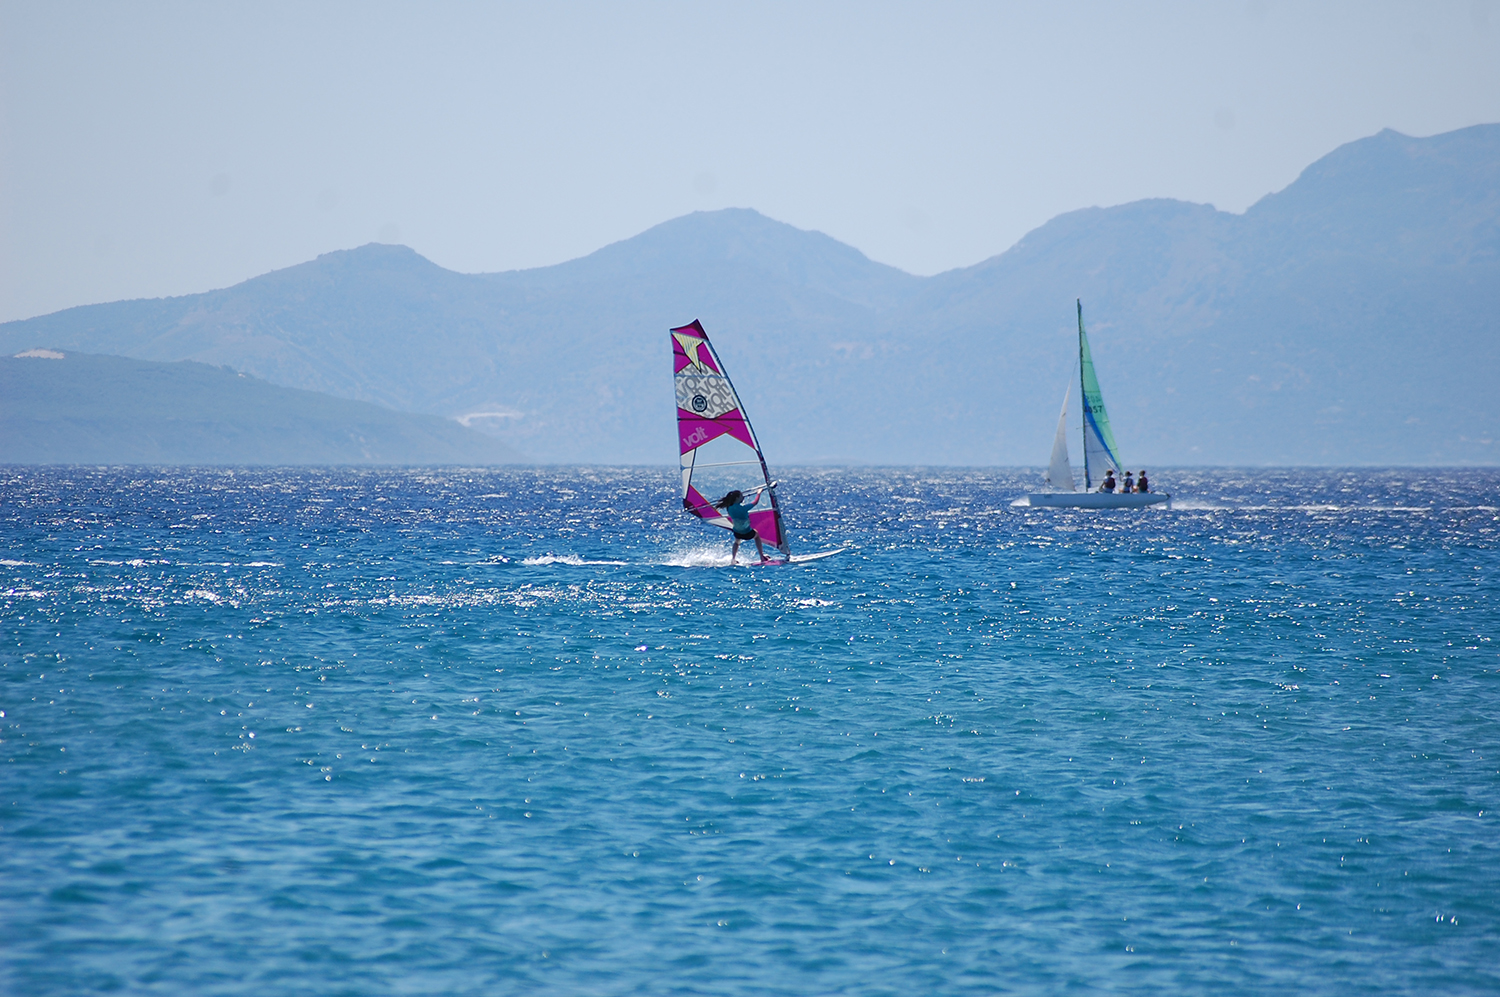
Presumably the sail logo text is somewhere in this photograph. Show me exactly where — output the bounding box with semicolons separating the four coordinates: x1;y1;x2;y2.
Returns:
683;426;710;448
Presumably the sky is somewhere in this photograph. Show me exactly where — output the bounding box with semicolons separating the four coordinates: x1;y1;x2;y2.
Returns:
1;0;1497;323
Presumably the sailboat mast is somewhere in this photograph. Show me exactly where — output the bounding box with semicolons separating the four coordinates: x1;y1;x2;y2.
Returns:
1077;298;1090;490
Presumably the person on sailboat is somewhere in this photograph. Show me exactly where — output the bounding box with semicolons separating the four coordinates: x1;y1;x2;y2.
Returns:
1137;470;1150;493
1100;470;1117;493
1122;471;1135;493
716;488;772;564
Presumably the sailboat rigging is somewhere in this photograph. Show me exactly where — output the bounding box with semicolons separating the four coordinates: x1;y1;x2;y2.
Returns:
1022;301;1170;509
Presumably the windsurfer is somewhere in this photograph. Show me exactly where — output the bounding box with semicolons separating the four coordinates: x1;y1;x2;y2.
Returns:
716;488;772;564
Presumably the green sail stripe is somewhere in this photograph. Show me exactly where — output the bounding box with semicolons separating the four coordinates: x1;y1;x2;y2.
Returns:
1078;305;1122;473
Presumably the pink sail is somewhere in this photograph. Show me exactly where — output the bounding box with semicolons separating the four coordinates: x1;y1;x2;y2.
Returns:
671;320;789;554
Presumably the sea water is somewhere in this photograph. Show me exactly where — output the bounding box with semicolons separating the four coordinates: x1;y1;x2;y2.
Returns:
1;466;1496;996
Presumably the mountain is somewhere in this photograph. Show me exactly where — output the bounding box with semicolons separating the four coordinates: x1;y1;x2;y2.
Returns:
899;124;1500;466
2;124;1496;466
0;351;525;465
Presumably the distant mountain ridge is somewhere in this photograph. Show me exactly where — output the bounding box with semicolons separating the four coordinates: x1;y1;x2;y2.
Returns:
3;124;1496;465
0;352;524;465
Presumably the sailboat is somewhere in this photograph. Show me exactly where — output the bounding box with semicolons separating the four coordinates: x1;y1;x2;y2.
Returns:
672;320;844;563
1021;301;1170;509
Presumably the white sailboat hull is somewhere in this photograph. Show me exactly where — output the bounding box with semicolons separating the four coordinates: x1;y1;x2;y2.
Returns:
1018;492;1170;509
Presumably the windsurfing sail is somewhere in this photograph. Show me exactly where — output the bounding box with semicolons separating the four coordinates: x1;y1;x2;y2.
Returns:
1046;382;1076;491
1077;299;1122;488
672;320;790;555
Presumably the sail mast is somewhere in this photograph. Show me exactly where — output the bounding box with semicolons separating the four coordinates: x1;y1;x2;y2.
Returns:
1077;300;1124;484
715;343;790;556
1078;299;1090;489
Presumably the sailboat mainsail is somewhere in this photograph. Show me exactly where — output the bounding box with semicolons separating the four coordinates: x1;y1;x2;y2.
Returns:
1046;382;1076;491
672;320;790;555
1077;299;1122;489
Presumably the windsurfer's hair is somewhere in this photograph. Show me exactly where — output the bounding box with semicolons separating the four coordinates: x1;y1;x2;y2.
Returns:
715;490;743;509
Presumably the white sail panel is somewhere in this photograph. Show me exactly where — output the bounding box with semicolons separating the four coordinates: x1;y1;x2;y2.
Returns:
1046;383;1076;491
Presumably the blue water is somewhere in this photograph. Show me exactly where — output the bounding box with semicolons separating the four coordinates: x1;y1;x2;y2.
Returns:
2;466;1497;995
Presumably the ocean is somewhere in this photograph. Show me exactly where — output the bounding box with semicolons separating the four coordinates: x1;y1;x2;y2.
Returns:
2;466;1496;995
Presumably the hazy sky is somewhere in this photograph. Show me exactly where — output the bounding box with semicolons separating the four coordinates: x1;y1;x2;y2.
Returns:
2;0;1497;323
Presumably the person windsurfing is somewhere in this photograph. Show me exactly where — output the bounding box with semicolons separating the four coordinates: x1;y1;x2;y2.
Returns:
715;487;776;564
